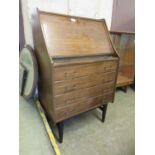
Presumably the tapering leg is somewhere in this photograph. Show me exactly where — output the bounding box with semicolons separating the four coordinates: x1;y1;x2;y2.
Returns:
122;86;127;93
57;122;64;143
100;104;108;122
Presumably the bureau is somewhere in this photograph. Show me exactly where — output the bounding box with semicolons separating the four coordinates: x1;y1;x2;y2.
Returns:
31;9;119;142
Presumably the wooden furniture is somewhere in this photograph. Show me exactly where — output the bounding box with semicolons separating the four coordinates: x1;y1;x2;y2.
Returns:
110;31;135;92
31;9;119;143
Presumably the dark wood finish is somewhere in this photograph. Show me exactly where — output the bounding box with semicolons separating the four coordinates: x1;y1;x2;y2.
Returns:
39;11;115;58
110;31;135;91
32;9;119;142
100;104;108;122
57;122;64;143
121;86;128;93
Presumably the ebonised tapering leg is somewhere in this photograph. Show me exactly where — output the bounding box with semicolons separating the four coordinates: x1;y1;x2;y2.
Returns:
100;104;108;122
122;86;128;93
57;122;64;143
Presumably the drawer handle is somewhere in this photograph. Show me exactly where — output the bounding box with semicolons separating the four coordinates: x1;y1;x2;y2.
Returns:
103;89;107;93
65;98;75;105
64;109;75;116
64;72;67;77
65;85;77;92
73;70;77;74
65;100;71;105
102;79;105;83
64;71;78;79
104;66;112;70
64;72;70;78
69;109;75;113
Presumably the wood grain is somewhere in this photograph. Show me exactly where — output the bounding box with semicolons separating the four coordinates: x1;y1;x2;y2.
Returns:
110;31;135;88
32;8;119;124
39;11;115;58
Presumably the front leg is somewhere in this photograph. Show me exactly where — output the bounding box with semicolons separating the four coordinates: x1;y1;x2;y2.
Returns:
121;86;128;93
57;122;64;143
99;104;108;122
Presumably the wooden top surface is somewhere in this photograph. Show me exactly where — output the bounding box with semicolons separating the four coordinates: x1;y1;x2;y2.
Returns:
39;11;115;58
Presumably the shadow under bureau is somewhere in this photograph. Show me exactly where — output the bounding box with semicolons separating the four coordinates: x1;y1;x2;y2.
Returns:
31;9;119;143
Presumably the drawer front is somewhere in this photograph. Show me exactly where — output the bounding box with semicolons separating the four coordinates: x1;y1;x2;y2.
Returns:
55;82;114;109
53;59;118;121
54;60;117;81
55;93;113;122
55;71;116;95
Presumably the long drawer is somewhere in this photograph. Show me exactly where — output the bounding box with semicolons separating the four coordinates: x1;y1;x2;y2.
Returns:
54;71;116;95
55;90;113;109
55;82;114;108
55;93;113;122
54;60;117;81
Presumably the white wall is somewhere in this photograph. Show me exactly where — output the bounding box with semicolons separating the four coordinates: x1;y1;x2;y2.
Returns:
21;0;114;47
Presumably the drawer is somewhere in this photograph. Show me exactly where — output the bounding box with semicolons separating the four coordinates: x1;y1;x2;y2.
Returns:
55;91;113;109
54;60;117;81
54;72;116;95
55;83;114;108
103;60;118;72
55;93;113;121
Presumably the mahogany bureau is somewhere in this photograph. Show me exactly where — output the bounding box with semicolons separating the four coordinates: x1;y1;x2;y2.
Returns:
31;9;119;143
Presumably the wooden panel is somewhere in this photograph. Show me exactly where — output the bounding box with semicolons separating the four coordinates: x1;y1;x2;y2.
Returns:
54;60;117;81
32;9;119;124
116;73;134;87
55;72;116;95
53;56;118;67
55;93;110;110
31;9;55;120
119;65;134;80
110;31;135;87
55;92;113;122
39;11;115;58
55;83;114;107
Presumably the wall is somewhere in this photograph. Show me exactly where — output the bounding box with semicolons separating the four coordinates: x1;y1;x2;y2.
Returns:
21;0;114;47
111;0;135;32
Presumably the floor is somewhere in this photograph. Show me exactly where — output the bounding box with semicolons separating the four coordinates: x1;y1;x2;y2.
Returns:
19;88;135;155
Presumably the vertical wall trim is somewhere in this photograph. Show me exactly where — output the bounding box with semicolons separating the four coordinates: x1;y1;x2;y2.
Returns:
19;0;25;50
21;0;34;47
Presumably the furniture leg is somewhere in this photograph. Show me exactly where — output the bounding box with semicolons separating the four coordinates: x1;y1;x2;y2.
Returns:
122;86;127;93
99;104;108;122
46;114;50;122
57;122;64;143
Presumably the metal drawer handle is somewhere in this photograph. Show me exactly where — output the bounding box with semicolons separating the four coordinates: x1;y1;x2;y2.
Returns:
73;70;77;74
102;79;105;83
64;109;75;116
64;71;78;78
64;72;68;78
103;89;107;93
65;97;76;105
69;109;75;113
65;100;71;105
104;65;113;70
65;84;77;91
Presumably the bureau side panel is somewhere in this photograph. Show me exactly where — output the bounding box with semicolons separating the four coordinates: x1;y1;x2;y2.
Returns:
31;9;55;122
111;57;119;102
